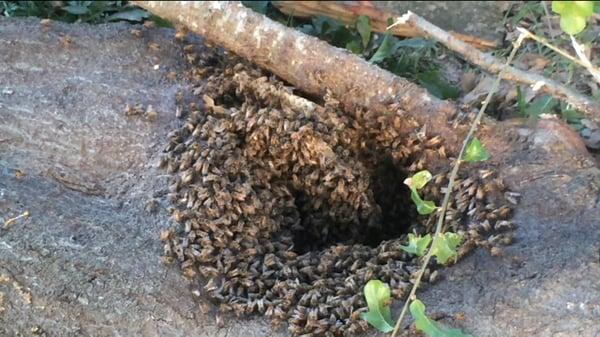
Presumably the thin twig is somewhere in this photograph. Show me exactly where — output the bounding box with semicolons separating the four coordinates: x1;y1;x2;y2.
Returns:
389;29;527;337
540;1;557;39
517;27;600;84
569;36;600;85
389;11;600;124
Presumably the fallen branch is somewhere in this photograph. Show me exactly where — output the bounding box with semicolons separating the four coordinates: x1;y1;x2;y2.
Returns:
133;1;469;154
272;1;498;50
390;12;600;124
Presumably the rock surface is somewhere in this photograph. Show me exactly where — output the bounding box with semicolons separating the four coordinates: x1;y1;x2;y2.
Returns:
0;17;599;337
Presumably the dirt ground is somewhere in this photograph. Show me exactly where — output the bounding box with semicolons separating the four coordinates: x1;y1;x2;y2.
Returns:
1;17;599;337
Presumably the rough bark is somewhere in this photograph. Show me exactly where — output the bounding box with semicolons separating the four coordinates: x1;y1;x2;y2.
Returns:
133;0;468;153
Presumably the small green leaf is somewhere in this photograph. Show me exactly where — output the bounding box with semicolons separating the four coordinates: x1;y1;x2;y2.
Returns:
150;14;174;28
560;14;587;34
360;280;395;333
552;1;594;34
416;71;460;100
552;1;568;14
356;15;371;48
63;4;89;15
431;232;463;265
369;32;395;63
516;87;526;116
525;95;558;119
410;299;473;337
400;233;432;257
561;107;583;123
346;39;363;54
410;189;438;215
463;137;490;163
405;170;433;190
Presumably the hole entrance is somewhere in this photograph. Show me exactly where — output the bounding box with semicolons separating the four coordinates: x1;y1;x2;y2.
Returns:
290;155;417;254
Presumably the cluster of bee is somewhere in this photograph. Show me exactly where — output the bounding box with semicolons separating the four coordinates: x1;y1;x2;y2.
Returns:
157;46;517;336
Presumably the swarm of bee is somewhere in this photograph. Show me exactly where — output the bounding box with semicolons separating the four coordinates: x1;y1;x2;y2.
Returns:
158;44;517;336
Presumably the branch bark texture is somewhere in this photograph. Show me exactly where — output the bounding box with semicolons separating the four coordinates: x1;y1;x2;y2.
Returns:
133;1;465;151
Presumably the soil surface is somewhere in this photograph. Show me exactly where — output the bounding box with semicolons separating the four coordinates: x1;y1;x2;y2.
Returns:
1;17;599;337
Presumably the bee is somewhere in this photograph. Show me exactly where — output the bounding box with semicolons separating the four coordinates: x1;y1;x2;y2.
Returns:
175;28;188;41
145;105;158;121
59;35;72;47
148;42;160;52
130;29;142;38
490;246;503;257
143;20;156;29
183;44;195;53
145;199;158;213
504;191;521;205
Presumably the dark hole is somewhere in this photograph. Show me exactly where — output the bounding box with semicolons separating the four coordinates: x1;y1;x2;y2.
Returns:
290;155;416;254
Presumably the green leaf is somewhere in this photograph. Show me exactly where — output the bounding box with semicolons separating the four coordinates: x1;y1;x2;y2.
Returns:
394;37;436;49
410;189;438;215
106;9;149;22
552;1;594;16
410;299;473;337
561;107;583;123
516;87;526;116
150;14;173;28
552;1;568;14
400;233;432;257
560;14;588;34
356;15;371;48
416;71;460;100
552;1;594;34
242;1;269;14
360;280;395;333
525;95;558;118
346;39;363;54
63;4;89;15
369;32;395;63
463;137;490;163
406;170;433;190
431;232;463;265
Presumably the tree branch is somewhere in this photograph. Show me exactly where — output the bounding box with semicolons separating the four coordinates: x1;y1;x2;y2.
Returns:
391;12;600;124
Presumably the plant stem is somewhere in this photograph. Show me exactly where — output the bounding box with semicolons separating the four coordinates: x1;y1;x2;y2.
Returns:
389;32;526;337
540;1;557;39
516;27;600;84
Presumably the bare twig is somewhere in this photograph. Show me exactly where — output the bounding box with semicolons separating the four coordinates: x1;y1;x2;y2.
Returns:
569;36;600;85
389;28;527;337
540;1;557;39
389;11;600;124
